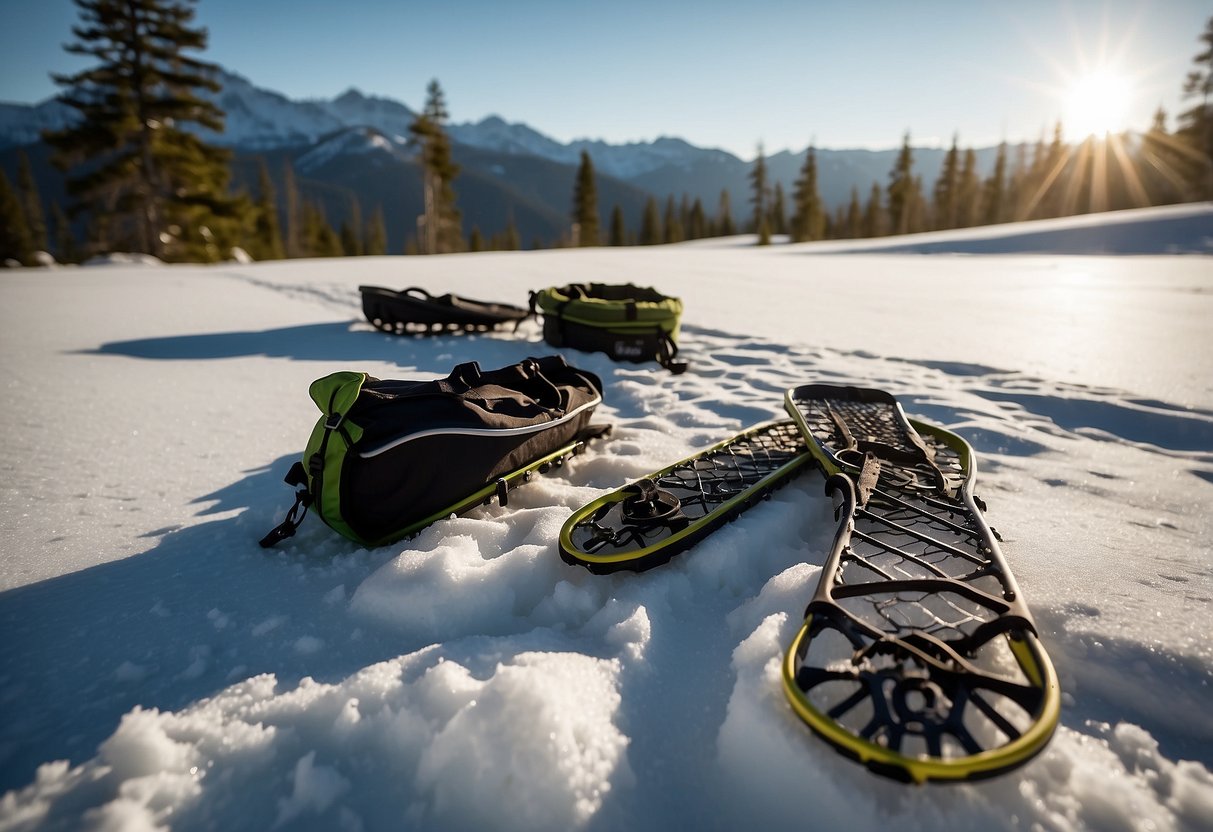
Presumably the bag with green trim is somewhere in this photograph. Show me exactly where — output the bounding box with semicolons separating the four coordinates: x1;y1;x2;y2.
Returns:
531;283;688;374
260;356;610;548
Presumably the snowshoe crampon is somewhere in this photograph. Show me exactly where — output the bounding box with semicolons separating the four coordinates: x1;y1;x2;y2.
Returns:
559;420;812;573
360;285;528;335
782;384;1060;783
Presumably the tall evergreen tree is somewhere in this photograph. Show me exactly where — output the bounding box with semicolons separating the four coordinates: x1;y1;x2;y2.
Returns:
887;132;916;235
845;187;862;239
251;158;284;260
409;79;462;253
364;205;387;255
345;196;363;255
1177;15;1213;197
0;171;34;264
340;221;361;256
17;152;47;253
301;201;340;257
749;143;770;244
716;189;735;236
771;181;787;236
640;196;661;245
932;135;960;230
45;0;239;261
663;195;684;243
956;147;980;227
982;142;1008;226
688;198;706;240
863;182;884;237
572;150;599;246
608;204;625;246
282;160;301;257
791;145;825;242
501;213;521;251
52;202;78;263
468;226;483;252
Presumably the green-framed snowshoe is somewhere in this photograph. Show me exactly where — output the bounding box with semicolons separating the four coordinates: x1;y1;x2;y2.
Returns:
781;384;1060;783
559;420;812;573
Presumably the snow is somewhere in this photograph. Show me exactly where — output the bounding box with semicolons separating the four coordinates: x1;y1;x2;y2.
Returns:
1;204;1212;831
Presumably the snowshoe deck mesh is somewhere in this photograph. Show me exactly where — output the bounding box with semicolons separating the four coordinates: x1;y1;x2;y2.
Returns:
560;420;811;573
360;286;528;335
782;384;1059;783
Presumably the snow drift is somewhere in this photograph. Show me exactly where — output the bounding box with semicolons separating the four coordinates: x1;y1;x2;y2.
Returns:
1;204;1211;831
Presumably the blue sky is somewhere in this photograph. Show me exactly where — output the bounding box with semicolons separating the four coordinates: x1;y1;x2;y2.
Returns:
0;0;1207;159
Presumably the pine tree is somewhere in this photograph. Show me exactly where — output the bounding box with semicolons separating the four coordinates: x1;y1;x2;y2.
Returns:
716;189;735;236
887;132;916;235
468;226;483;252
749;143;769;243
340;221;361;256
982;142;1008;225
640;196;661;245
956;147;980;227
863;182;884;237
1177;15;1213;197
771;181;786;236
663;195;684;243
609;204;625;246
282;160;301;257
301;201;340;257
688;198;706;240
251;158;284;260
409;79;462;253
364;205;387;255
791;145;825;242
0;171;34;264
932;135;960;230
572;150;599;246
16;152;47;254
502;213;520;251
52;202;78;263
45;0;239;261
1031;122;1068;218
845;187;862;239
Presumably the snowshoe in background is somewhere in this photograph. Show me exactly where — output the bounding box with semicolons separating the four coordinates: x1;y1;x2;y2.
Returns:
360;285;529;334
781;383;1059;783
261;356;610;549
560;420;811;572
532;283;688;374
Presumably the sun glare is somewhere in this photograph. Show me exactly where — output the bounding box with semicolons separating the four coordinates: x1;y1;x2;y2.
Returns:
1065;69;1131;139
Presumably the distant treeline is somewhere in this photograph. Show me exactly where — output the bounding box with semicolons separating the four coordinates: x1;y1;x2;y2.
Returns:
1;0;1210;265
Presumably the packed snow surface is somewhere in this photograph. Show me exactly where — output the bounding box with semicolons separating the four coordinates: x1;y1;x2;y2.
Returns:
1;205;1212;831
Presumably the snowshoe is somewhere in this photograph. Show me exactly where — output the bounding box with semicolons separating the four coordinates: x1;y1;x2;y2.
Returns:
781;384;1060;783
559;420;812;573
360;285;529;334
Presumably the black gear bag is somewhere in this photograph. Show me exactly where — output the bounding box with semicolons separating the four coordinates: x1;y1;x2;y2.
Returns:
261;356;608;548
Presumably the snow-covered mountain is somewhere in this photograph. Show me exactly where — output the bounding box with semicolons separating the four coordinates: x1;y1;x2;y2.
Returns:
0;68;730;180
0;98;75;147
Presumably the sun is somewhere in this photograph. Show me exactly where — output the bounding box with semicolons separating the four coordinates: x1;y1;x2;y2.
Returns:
1064;69;1132;139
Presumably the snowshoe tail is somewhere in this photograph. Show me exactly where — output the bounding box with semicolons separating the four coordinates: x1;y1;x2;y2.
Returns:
781;384;1060;783
360;286;529;335
560;420;813;573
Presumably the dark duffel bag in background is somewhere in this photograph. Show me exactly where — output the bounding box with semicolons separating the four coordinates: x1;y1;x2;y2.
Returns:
261;356;609;548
